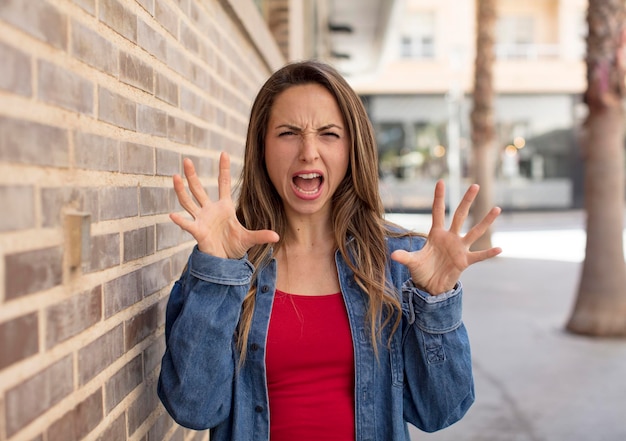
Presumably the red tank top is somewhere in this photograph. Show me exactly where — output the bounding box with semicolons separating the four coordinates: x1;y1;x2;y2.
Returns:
265;290;355;441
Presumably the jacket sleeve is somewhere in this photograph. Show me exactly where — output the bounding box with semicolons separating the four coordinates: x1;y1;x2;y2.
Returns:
400;281;475;432
157;246;254;430
386;234;474;432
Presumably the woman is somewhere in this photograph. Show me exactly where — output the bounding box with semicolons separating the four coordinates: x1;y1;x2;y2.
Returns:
158;60;501;441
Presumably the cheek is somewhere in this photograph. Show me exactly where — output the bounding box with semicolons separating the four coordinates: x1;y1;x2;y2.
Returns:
264;152;287;191
335;146;350;178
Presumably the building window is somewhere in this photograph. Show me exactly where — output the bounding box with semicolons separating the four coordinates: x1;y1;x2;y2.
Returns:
496;15;535;59
399;11;436;59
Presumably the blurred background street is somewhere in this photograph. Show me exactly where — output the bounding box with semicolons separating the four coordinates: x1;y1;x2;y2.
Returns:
385;210;626;441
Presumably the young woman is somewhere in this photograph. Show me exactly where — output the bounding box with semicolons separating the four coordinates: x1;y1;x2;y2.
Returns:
158;60;501;441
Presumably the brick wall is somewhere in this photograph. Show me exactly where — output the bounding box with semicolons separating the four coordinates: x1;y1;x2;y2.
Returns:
264;0;289;59
0;0;283;440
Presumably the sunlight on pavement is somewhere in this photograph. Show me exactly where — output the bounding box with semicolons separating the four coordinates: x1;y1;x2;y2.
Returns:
492;229;586;262
386;213;626;263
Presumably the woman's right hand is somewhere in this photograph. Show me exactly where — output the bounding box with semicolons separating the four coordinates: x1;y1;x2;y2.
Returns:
170;152;280;259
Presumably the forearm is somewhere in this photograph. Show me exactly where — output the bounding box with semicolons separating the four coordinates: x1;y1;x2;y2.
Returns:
158;248;254;429
401;282;474;432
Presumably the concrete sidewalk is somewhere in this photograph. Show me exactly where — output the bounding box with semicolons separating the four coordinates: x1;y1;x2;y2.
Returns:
388;211;626;441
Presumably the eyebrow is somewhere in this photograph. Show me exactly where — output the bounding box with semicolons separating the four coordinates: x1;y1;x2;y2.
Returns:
274;123;344;131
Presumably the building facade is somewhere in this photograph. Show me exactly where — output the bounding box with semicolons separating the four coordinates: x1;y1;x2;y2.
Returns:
347;0;588;211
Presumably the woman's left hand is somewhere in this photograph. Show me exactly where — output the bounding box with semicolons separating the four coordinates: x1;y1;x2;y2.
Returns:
391;180;502;295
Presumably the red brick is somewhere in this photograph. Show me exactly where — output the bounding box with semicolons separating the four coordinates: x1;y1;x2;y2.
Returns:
155;0;177;37
167;115;191;144
172;249;192;277
156;148;180;176
191;125;210;149
99;0;137;42
104;270;143;318
95;413;126;441
185;155;213;179
125;303;158;350
156;222;179;251
155;72;178;106
137;104;167;137
191;62;211;90
166;45;192;80
157;222;191;251
142;259;171;297
189;1;211;30
74;132;120;172
47;389;103;441
78;323;124;385
0;0;67;50
0;185;35;232
157;295;168;331
5;356;73;436
123;225;155;262
0;312;38;370
85;233;120;273
147;412;173;441
0;116;69;167
71;20;118;76
5;246;63;300
187;428;209;441
139;187;170;216
171;0;190;15
143;337;165;376
197;38;214;66
127;382;159;435
45;285;102;348
136;0;154;15
72;0;95;15
0;41;31;96
41;187;99;227
119;51;154;93
38;60;94;115
138;19;165;62
98;88;137;131
215;107;226;127
170;427;186;441
180;22;198;53
99;187;138;220
120;142;155;175
180;87;209;119
105;354;143;412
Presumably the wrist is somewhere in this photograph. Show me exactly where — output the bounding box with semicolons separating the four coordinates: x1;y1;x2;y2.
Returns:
411;280;456;296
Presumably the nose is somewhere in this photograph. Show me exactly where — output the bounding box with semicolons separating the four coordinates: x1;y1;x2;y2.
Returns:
299;133;319;162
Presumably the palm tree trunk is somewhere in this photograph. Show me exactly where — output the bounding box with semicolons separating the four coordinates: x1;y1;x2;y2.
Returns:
566;0;626;336
470;0;497;251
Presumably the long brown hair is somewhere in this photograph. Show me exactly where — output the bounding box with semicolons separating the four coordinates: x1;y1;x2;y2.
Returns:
235;60;404;362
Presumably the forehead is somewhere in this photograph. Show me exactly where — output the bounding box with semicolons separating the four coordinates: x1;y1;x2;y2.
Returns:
269;83;344;123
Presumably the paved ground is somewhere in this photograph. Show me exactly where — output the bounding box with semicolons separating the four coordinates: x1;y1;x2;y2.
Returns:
386;210;626;441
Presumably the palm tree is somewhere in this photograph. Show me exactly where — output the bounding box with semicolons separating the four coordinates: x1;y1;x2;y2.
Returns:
566;0;626;336
469;0;497;250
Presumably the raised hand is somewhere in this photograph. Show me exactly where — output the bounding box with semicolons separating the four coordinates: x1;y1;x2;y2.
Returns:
390;180;501;295
171;152;279;259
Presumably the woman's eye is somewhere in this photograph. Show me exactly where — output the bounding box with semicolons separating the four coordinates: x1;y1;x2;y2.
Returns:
322;132;340;138
278;131;296;137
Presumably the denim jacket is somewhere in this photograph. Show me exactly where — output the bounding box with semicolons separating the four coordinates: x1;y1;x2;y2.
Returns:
158;234;474;440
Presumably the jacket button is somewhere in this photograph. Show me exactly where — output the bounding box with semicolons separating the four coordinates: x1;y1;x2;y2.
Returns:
255;405;264;413
250;343;259;351
261;285;269;293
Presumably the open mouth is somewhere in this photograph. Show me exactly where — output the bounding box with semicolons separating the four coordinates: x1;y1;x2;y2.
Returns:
293;172;323;195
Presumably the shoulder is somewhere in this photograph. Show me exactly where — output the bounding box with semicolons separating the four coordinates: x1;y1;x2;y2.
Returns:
383;222;427;253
